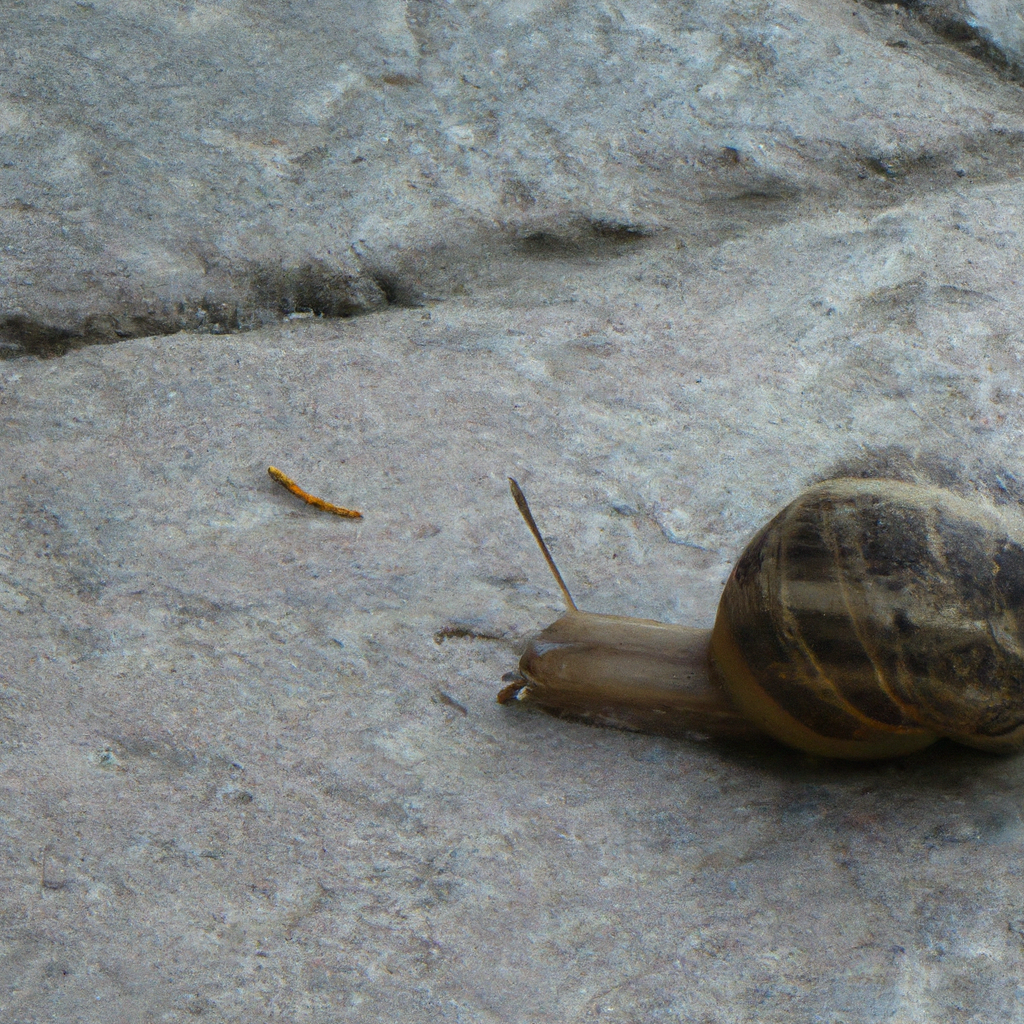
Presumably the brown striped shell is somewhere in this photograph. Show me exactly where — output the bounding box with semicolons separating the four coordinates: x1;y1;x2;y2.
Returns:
708;478;1024;758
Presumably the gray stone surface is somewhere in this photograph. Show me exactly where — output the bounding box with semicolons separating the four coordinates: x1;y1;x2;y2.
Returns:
4;0;1024;353
5;0;1024;1021
4;274;1024;1021
915;0;1024;71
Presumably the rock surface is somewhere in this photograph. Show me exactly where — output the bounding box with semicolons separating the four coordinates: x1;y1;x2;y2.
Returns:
916;0;1024;71
4;1;1024;1022
3;0;1024;353
4;288;1024;1021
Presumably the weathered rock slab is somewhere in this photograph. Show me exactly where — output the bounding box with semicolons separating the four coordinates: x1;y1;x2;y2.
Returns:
5;0;1024;1021
4;0;1024;352
3;258;1024;1019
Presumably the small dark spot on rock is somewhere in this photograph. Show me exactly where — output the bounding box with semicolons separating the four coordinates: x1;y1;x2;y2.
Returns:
380;72;421;87
435;691;468;715
433;623;504;644
865;156;899;177
185;995;211;1016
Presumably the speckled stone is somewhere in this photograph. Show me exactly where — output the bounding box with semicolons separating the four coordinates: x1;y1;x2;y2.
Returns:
3;0;1024;353
4;0;1024;1021
3;268;1024;1020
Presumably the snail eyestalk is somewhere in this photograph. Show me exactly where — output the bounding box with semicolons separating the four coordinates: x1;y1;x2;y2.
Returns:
268;466;362;519
503;478;758;742
508;478;577;611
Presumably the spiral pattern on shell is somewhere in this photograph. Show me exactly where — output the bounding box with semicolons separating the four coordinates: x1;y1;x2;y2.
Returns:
708;478;1024;758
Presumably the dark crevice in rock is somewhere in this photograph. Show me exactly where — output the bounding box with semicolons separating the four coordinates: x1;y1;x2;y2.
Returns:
0;312;183;360
724;185;802;205
514;217;658;260
370;273;427;310
928;21;1019;79
248;260;391;319
875;0;1024;81
0;262;422;360
0;316;79;360
825;125;1024;193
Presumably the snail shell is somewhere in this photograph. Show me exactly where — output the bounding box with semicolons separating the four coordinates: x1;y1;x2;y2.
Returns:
501;476;1024;759
711;477;1024;757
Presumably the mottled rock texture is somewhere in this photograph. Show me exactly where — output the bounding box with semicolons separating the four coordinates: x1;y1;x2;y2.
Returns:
914;0;1024;70
4;0;1024;1022
2;0;1024;354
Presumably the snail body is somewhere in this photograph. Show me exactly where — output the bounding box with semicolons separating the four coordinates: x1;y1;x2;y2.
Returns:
500;477;1024;759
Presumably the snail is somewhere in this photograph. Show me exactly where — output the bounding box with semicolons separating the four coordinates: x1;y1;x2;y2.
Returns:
497;474;1024;759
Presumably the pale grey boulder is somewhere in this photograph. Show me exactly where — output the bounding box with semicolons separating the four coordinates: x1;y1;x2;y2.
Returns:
5;0;1024;1021
3;248;1024;1020
4;0;1024;354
